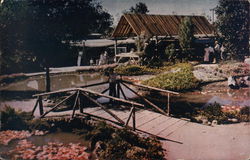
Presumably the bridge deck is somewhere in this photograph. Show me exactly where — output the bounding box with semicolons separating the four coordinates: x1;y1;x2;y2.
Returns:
45;106;189;138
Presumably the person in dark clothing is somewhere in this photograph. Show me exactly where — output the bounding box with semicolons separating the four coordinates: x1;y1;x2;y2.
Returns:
108;68;117;98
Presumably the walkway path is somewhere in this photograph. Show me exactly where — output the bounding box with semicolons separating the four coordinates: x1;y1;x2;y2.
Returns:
163;122;250;160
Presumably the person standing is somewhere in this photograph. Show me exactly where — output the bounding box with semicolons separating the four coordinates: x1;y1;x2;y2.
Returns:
208;45;215;63
214;41;220;63
220;44;226;60
108;68;118;104
103;51;108;64
99;53;104;65
90;58;94;66
204;44;210;64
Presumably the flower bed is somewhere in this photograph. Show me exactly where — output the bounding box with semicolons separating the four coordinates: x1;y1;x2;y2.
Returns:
8;140;90;160
0;130;47;145
0;130;32;145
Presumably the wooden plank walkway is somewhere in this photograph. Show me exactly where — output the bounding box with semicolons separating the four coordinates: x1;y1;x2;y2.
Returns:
45;106;189;139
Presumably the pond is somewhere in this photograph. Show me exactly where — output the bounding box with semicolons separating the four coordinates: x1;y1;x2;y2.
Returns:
0;132;92;160
0;73;107;92
0;72;135;113
175;81;250;108
0;72;249;115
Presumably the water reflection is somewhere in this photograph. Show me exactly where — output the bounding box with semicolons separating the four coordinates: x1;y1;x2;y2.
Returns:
0;73;108;92
176;81;250;108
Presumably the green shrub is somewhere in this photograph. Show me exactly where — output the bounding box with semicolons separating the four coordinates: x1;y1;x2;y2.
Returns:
0;106;32;130
165;43;177;62
114;65;149;76
28;119;51;131
146;56;163;68
142;63;199;91
199;103;227;124
81;122;165;160
239;106;250;122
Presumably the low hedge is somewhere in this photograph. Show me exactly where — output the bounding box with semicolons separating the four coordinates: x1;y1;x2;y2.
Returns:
142;63;199;91
196;103;250;124
114;65;149;76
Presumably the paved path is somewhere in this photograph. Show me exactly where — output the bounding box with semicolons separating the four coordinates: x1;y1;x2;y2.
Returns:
163;122;250;160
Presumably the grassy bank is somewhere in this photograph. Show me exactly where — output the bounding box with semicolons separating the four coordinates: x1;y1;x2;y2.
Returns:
142;63;199;91
114;62;175;76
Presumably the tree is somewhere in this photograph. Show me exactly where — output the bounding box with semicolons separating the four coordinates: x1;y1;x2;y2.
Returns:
0;0;37;74
129;2;149;14
215;0;249;60
178;17;195;60
0;0;113;91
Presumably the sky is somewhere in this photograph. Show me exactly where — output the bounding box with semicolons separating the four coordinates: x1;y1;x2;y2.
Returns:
99;0;219;25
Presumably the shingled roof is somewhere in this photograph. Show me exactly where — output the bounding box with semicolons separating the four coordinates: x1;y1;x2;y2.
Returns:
112;14;215;38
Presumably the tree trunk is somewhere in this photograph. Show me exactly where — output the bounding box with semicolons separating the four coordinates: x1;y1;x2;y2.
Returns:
45;65;51;92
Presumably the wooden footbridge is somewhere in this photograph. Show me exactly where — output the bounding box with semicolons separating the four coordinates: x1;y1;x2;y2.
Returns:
31;79;189;140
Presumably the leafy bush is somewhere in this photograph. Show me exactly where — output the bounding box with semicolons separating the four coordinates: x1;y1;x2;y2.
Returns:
239;106;250;122
165;43;177;62
28;119;51;131
198;104;250;124
198;103;228;124
82;122;165;160
0;106;32;130
146;56;163;68
114;65;149;76
142;63;199;91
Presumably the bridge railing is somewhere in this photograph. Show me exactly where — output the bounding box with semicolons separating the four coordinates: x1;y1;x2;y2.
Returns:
32;79;179;131
32;87;144;130
120;80;179;116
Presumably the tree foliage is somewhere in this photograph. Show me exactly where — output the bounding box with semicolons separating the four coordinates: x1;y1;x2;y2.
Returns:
0;0;113;74
165;43;177;62
129;2;149;14
178;17;195;60
0;0;36;74
215;0;249;60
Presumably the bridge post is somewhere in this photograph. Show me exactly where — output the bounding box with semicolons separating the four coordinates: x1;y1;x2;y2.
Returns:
116;81;120;99
79;92;84;113
72;91;80;119
118;82;127;100
167;93;170;116
38;96;44;116
31;97;39;116
132;105;136;131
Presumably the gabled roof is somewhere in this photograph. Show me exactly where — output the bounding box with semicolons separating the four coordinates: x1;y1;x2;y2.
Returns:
112;14;215;38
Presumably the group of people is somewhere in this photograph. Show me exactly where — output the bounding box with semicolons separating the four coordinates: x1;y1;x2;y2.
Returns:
204;41;226;64
228;76;249;89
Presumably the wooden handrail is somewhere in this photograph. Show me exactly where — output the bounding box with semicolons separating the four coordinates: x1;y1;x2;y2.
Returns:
33;88;77;97
78;88;144;107
77;81;109;88
121;82;168;116
121;80;179;95
33;87;144;107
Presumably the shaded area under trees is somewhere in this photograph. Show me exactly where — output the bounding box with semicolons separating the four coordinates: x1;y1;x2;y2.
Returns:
215;0;249;60
0;0;113;91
